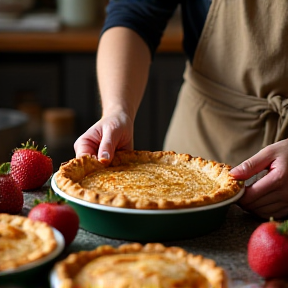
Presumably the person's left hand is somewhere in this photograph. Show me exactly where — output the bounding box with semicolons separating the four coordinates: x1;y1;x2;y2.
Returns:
230;139;288;219
263;278;288;288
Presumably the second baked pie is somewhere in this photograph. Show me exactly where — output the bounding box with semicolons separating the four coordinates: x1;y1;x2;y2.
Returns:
55;150;243;210
0;213;57;271
53;242;228;288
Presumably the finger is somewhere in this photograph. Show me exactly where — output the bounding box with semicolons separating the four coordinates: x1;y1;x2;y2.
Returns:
264;278;288;288
239;169;281;205
240;179;270;206
74;138;99;158
97;126;115;165
230;147;274;180
241;191;280;211
253;203;288;220
74;127;101;158
241;193;288;219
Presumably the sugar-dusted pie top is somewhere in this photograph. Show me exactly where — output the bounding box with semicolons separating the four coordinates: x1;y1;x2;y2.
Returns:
0;213;57;271
55;150;243;209
54;243;228;288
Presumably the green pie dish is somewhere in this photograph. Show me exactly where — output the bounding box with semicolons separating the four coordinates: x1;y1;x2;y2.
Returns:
51;174;244;242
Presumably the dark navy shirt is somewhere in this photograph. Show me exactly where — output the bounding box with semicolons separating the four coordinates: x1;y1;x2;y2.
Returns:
101;0;211;62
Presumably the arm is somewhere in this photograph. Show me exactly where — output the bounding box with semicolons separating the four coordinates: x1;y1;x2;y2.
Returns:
74;0;178;162
98;27;151;126
74;27;151;162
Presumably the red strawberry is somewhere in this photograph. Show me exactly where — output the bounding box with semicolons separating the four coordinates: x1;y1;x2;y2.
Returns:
10;139;53;190
0;163;23;214
247;218;288;278
28;189;79;247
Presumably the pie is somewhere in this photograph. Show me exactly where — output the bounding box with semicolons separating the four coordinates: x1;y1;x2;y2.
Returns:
0;213;57;271
55;150;243;209
54;242;228;288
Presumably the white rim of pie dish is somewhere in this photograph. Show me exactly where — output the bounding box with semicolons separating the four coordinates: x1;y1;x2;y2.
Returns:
51;173;245;215
49;268;61;288
0;228;65;277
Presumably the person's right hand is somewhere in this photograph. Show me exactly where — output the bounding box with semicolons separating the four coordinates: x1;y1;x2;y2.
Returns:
74;110;134;165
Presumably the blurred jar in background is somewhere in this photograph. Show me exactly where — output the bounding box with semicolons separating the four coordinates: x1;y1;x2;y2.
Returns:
56;0;99;27
16;91;43;141
43;107;76;169
43;107;75;149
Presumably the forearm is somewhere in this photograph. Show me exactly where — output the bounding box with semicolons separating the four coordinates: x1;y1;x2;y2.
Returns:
97;27;151;122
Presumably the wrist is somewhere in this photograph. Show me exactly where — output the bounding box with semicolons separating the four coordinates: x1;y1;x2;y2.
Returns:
102;103;136;122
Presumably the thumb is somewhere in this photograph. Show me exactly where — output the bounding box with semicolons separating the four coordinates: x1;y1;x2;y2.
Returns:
230;160;255;180
230;150;271;180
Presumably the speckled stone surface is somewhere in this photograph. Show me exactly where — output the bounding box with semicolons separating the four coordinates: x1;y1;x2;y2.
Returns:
19;184;266;288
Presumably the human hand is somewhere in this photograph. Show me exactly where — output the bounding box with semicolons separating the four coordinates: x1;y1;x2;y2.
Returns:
263;278;288;288
230;139;288;219
74;111;134;164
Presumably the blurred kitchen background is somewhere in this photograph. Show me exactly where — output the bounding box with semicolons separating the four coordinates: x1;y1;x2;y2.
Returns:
0;0;185;171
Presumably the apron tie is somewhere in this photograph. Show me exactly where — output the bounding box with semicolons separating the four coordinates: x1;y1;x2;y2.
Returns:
261;95;288;146
188;67;288;149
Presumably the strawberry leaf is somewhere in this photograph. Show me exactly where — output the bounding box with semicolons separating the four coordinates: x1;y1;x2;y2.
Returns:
33;188;66;207
14;138;50;157
0;162;11;175
41;146;48;156
277;220;288;236
21;138;38;150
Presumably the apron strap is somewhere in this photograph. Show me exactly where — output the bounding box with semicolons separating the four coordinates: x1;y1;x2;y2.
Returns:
264;95;288;145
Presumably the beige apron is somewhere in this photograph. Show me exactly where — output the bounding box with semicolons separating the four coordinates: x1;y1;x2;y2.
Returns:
164;0;288;167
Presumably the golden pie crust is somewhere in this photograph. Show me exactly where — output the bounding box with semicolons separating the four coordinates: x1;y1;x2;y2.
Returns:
54;243;228;288
55;150;243;210
0;213;57;271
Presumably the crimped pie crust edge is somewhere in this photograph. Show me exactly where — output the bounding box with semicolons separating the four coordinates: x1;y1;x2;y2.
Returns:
55;150;243;209
54;242;228;288
0;213;57;271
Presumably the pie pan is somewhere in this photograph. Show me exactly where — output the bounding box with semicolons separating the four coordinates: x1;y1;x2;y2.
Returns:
51;173;245;241
0;228;65;284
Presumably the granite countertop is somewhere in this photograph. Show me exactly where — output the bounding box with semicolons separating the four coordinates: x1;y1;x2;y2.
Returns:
15;185;269;288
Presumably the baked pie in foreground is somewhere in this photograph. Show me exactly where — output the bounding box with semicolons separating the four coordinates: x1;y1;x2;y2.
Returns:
0;213;57;271
55;150;243;210
54;242;228;288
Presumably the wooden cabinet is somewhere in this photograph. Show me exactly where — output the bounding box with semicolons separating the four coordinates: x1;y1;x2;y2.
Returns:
0;22;185;166
61;52;186;151
0;51;185;166
134;54;186;151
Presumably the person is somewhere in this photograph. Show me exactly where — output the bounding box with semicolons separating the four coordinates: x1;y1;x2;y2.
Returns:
74;0;288;220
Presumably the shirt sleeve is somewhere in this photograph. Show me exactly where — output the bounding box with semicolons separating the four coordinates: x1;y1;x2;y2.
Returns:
101;0;179;59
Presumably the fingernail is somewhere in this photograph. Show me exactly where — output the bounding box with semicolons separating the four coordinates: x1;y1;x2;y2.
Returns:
229;167;237;175
99;152;110;164
76;153;90;158
101;152;110;160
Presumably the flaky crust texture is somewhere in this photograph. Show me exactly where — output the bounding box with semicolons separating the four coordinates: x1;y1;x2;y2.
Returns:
55;243;228;288
0;213;57;271
55;150;243;209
